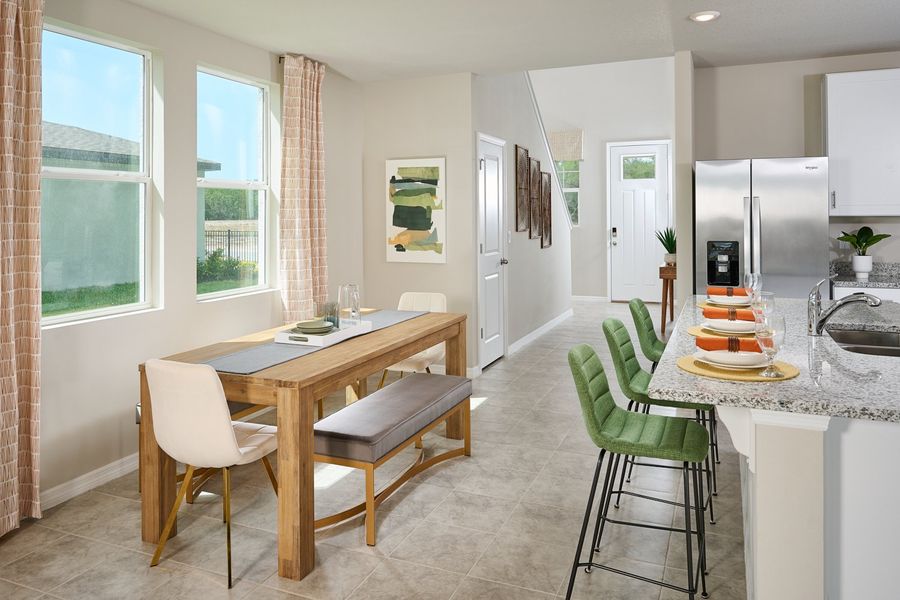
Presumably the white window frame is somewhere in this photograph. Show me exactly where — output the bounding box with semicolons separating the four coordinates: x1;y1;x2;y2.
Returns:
555;160;580;227
40;25;153;327
195;67;270;301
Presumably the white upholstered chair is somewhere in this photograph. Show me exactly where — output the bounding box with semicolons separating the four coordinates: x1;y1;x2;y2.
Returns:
144;359;278;588
378;292;447;389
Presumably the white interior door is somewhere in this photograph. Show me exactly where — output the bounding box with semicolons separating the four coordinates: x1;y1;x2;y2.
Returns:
609;142;671;302
477;136;506;368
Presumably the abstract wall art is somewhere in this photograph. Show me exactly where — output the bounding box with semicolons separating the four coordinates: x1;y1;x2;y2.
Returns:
515;145;529;232
529;157;542;240
540;171;552;249
385;157;446;263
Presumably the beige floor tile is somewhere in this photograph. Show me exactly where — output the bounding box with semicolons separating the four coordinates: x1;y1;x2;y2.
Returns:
659;566;748;600
0;579;43;600
316;512;419;558
375;483;451;521
449;577;554;599
93;471;141;501
666;531;747;582
426;491;517;533
468;532;570;594
561;555;665;600
469;440;551;473
498;502;583;548
390;521;493;574
146;563;258;599
1;535;120;592
347;558;462;600
522;471;595;511
0;523;66;567
453;465;537;501
263;544;381;600
50;550;179;600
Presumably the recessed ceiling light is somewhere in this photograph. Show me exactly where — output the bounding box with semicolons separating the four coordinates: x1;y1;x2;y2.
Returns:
689;10;721;23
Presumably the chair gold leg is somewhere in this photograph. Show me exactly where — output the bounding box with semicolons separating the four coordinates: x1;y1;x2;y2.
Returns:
223;466;232;589
365;464;376;546
425;366;431;374
185;467;195;504
378;370;388;390
261;455;278;495
415;437;423;449
150;465;195;567
399;371;404;379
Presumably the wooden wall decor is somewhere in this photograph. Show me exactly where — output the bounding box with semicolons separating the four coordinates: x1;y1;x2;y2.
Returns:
514;145;529;232
529;157;542;239
540;171;552;249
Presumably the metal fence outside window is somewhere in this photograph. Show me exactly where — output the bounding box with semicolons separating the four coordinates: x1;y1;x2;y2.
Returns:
204;229;259;263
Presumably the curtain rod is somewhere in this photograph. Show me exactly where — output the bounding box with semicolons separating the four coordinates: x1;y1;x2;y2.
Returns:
278;54;328;68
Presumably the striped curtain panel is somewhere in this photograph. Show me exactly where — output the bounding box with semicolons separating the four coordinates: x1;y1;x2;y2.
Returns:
0;0;43;538
279;55;328;323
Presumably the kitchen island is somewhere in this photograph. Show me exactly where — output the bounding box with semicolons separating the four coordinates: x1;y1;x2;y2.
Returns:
649;297;900;600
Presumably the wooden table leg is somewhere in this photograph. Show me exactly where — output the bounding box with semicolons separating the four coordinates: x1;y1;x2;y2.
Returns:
140;369;176;543
277;385;316;580
669;281;675;321
660;279;669;337
444;323;467;440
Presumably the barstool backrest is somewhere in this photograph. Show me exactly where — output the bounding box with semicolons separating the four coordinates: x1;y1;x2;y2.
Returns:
567;344;624;448
602;318;648;402
144;359;243;468
398;291;447;313
629;298;660;350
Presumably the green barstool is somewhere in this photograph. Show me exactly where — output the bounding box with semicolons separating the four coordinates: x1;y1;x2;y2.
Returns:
566;344;708;599
603;318;719;519
629;298;666;372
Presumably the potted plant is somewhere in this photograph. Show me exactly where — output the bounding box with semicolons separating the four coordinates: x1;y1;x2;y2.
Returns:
656;227;677;265
837;226;892;280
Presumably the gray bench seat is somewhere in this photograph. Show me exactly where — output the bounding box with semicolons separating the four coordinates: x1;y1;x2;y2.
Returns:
314;373;471;463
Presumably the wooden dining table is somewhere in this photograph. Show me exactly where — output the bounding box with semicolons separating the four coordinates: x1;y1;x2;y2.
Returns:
138;311;467;581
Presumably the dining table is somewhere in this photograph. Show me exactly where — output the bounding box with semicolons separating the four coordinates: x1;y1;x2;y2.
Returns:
138;310;467;580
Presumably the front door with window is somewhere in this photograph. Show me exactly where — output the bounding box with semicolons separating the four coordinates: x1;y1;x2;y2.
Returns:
477;136;506;368
608;142;670;302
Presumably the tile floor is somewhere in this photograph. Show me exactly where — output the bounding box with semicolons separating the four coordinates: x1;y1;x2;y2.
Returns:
0;300;747;599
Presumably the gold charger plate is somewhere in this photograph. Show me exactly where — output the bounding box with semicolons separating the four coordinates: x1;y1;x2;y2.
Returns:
676;355;799;382
686;325;755;338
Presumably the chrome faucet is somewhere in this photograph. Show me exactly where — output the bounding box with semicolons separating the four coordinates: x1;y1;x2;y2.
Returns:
808;278;882;336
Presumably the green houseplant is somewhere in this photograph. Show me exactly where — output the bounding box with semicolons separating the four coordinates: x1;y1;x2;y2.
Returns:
656;227;677;265
837;226;891;280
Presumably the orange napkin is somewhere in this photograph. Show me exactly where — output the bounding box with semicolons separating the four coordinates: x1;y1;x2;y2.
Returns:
702;307;756;322
696;336;761;353
707;286;749;297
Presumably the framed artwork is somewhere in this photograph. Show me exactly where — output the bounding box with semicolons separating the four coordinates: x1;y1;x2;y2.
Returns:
515;145;529;232
529;157;542;239
540;171;552;249
385;157;446;263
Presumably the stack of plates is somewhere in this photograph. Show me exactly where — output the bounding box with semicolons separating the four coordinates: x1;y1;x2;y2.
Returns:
291;319;334;335
702;319;755;334
693;349;768;370
706;295;751;307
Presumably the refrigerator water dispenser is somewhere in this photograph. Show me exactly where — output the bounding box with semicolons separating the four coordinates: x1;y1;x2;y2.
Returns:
706;241;740;286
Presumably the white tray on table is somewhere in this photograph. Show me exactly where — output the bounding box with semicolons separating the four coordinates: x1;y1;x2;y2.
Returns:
275;320;373;347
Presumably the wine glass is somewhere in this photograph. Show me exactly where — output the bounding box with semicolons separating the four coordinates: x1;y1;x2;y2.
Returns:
754;314;786;378
743;272;761;300
752;291;776;318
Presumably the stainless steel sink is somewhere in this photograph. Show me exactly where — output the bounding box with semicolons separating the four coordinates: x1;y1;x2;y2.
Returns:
827;329;900;356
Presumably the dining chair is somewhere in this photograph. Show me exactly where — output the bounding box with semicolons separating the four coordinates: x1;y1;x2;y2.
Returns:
144;359;279;588
629;298;667;372
378;292;447;389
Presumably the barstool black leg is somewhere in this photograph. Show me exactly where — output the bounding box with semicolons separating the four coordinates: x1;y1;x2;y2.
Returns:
565;450;606;600
586;452;616;571
592;454;621;556
692;463;709;598
701;411;718;496
711;409;721;464
682;462;696;600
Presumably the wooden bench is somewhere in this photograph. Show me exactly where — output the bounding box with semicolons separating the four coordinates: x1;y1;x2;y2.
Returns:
313;373;472;545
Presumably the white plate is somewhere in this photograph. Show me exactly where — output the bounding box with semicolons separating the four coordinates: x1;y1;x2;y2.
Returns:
694;349;768;369
707;295;751;307
703;319;755;334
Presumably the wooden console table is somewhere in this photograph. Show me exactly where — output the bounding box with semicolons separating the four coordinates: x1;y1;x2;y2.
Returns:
659;265;676;336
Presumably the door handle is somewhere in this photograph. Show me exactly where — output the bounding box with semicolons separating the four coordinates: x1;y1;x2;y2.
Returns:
499;258;509;265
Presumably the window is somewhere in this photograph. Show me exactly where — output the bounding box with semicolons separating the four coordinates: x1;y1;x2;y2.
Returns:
623;155;656;180
41;28;150;321
196;70;268;297
554;160;580;225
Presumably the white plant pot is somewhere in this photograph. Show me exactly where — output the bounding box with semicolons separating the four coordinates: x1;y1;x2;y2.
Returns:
852;255;873;280
664;253;677;266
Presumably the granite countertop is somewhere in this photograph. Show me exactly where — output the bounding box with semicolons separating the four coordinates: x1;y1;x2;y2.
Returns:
647;296;900;423
832;275;900;289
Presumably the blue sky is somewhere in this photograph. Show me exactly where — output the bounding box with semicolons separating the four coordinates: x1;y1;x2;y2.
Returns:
43;29;262;180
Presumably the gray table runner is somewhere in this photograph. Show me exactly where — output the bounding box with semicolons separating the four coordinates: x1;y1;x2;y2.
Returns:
204;309;427;375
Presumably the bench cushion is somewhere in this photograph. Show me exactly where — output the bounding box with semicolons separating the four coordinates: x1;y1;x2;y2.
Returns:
314;373;471;463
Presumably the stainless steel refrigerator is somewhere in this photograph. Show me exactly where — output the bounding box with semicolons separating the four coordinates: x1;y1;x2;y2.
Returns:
694;158;829;299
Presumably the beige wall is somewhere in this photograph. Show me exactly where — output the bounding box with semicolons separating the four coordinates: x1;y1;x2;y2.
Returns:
674;51;695;303
41;0;364;493
530;59;674;298
361;74;478;366
472;72;573;344
695;50;900;264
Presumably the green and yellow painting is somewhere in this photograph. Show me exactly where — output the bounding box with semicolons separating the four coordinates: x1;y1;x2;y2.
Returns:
385;158;446;263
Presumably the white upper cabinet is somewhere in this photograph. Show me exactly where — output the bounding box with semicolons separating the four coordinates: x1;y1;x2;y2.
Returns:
825;68;900;216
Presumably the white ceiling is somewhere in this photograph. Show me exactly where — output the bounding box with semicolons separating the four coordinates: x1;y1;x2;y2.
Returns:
125;0;900;81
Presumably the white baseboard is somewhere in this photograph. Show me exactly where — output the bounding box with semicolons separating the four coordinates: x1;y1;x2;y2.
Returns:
507;308;575;355
572;295;610;303
41;451;138;510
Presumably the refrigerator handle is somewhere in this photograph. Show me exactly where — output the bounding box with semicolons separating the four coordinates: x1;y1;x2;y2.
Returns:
743;196;752;276
752;196;761;274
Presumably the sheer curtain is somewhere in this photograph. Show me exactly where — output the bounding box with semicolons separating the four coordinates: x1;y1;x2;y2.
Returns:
0;0;42;538
279;55;328;323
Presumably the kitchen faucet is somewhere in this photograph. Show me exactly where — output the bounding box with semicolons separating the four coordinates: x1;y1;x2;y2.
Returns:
808;278;882;336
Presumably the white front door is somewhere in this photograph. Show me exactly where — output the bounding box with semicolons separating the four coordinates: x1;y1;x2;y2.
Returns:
609;142;671;302
477;136;506;368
